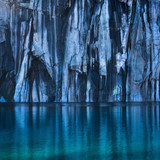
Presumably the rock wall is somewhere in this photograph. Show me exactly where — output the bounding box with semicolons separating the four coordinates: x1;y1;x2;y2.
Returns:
0;0;160;102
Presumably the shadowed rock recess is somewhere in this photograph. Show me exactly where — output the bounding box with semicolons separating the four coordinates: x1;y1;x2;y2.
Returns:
0;0;159;102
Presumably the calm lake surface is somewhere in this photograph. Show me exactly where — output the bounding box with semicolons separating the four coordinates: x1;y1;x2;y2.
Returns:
0;102;160;159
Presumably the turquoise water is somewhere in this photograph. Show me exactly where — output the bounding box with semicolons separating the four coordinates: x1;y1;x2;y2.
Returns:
0;103;160;159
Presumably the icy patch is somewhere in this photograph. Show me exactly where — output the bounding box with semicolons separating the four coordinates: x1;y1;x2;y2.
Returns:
113;85;122;101
86;80;91;102
116;52;127;73
39;79;48;102
19;3;30;9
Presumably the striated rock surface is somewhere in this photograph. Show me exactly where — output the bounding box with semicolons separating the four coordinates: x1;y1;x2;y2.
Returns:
0;0;160;102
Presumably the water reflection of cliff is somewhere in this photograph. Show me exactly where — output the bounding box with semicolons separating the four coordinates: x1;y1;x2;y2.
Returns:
0;103;160;159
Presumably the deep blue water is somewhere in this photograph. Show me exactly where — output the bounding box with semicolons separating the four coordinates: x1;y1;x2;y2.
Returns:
0;103;160;159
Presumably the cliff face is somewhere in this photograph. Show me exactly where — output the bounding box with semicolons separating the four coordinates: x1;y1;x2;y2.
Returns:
0;0;159;102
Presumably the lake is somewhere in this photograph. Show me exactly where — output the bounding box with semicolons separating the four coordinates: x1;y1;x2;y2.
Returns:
0;102;160;159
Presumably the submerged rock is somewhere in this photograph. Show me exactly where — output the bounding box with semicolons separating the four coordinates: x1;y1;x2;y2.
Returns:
0;0;159;102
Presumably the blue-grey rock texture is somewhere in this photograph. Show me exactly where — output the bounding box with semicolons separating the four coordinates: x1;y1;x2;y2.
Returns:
0;0;160;102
